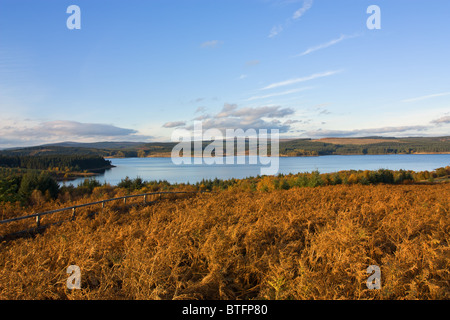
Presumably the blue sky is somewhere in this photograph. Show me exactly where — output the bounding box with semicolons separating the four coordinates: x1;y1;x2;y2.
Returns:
0;0;449;147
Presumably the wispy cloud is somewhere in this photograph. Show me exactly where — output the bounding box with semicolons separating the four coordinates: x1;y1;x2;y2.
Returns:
269;25;283;38
200;40;223;48
431;116;450;124
297;34;359;56
269;0;313;38
245;60;260;66
193;114;211;121
190;98;205;103
306;125;430;138
306;115;450;138
402;92;450;103
195;106;207;113
292;0;313;19
246;87;312;101
162;121;186;128
261;70;342;90
318;108;331;115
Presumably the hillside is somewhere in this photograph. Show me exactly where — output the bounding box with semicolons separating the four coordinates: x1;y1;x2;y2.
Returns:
1;183;449;299
1;136;450;158
279;136;450;156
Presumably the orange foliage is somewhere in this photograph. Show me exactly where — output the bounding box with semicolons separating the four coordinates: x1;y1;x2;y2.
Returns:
1;183;449;300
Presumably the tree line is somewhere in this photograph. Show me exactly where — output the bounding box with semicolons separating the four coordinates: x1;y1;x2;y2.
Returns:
195;167;450;192
72;166;450;194
1;166;449;207
0;155;112;172
0;169;59;204
280;139;450;156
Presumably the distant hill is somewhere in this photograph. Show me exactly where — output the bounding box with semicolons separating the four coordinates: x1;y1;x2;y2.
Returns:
312;138;400;145
280;136;450;156
0;142;178;158
42;141;148;149
1;136;449;158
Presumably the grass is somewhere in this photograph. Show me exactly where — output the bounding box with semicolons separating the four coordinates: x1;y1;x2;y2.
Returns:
311;138;401;145
0;183;449;300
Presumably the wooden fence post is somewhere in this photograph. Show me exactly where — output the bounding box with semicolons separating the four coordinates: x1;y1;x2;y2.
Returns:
1;191;201;237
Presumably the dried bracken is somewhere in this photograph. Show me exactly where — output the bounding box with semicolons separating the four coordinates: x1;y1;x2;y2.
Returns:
0;183;449;300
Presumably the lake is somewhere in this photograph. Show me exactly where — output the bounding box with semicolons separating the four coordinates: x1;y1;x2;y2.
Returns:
61;154;450;186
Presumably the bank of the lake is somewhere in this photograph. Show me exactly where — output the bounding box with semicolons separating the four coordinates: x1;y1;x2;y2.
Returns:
60;154;450;187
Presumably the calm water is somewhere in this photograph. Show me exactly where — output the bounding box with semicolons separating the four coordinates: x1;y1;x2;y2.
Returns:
61;154;450;186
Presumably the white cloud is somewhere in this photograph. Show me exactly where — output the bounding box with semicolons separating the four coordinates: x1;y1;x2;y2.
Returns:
246;87;312;101
162;121;186;128
402;92;450;103
431;116;450;124
297;34;359;56
190;97;205;103
35;120;137;137
200;40;223;48
195;106;207;113
269;25;283;38
193;114;211;121
306;115;450;138
184;104;296;133
0;120;150;148
245;60;260;67
269;0;313;38
292;0;313;19
306;125;430;138
230;105;295;120
261;70;342;90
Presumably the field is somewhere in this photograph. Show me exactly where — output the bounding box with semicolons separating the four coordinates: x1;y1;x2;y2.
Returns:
311;138;403;145
1;183;449;300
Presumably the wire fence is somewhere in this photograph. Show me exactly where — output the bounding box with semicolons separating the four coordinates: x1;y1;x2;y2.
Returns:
0;191;204;240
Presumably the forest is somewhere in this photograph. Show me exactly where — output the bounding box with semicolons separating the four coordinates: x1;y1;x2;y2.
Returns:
279;136;450;156
0;155;112;205
0;154;112;172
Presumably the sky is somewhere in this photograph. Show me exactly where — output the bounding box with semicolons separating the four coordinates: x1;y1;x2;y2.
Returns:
0;0;449;148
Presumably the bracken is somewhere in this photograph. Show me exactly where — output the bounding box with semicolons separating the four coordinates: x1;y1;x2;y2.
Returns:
0;183;449;300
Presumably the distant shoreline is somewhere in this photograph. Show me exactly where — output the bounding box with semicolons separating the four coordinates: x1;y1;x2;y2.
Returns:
55;164;116;182
104;152;450;159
